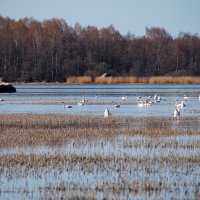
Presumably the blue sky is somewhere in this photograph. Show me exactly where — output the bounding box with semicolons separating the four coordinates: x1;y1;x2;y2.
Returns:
1;0;199;37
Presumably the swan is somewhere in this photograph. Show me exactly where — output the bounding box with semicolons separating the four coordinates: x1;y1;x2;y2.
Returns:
62;102;72;108
81;98;86;103
175;101;186;108
173;107;180;117
104;108;111;117
136;94;142;99
112;102;120;108
77;98;87;106
64;105;72;108
153;93;158;100
183;95;189;101
153;93;161;102
122;96;128;101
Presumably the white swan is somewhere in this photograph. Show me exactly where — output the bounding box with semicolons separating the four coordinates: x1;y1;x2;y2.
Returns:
153;93;161;102
64;105;72;108
173;107;180;117
104;108;111;117
112;102;120;108
136;94;142;99
175;101;186;108
183;95;189;101
77;98;87;106
122;96;128;101
63;102;72;108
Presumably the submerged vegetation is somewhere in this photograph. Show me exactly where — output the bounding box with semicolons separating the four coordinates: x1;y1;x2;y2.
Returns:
0;114;200;199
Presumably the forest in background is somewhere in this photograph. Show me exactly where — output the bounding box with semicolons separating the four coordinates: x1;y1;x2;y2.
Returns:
0;16;200;82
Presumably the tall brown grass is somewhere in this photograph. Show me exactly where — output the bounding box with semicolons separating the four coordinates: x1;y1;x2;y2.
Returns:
66;76;92;84
95;76;134;84
66;75;200;84
148;76;200;84
94;76;200;84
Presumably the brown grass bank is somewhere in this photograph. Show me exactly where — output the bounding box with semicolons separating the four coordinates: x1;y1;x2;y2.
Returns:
66;76;200;84
66;76;92;84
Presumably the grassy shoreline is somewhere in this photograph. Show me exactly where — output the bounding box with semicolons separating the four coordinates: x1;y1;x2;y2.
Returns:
67;75;200;84
9;75;200;85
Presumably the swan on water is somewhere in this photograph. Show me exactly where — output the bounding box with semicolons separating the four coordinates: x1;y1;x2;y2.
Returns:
122;96;127;101
77;98;87;106
112;102;120;108
64;105;72;108
183;95;189;101
175;101;186;108
173;107;180;117
104;108;111;117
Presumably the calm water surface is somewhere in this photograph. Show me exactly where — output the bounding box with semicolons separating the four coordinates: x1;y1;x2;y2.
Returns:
0;84;199;117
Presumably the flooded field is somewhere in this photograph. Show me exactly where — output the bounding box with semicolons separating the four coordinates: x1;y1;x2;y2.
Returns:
0;114;200;199
0;84;200;199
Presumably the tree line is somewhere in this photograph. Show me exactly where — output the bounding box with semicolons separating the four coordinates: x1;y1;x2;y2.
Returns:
0;16;200;82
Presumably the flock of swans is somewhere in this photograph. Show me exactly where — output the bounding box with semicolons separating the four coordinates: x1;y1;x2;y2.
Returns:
62;93;200;118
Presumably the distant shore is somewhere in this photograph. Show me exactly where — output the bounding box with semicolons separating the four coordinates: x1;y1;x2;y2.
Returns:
10;75;200;85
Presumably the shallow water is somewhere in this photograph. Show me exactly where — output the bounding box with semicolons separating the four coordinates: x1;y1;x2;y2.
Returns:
1;134;200;200
0;84;200;118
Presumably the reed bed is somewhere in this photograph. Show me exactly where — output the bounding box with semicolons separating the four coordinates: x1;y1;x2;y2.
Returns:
66;76;92;84
149;76;200;84
95;76;150;84
0;114;198;147
66;75;200;84
0;114;200;199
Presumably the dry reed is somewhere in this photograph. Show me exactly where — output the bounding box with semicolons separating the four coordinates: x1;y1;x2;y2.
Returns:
0;114;199;147
149;76;200;84
92;76;200;84
66;76;92;84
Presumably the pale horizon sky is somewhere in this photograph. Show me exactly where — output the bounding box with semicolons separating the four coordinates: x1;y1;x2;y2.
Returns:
1;0;200;37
